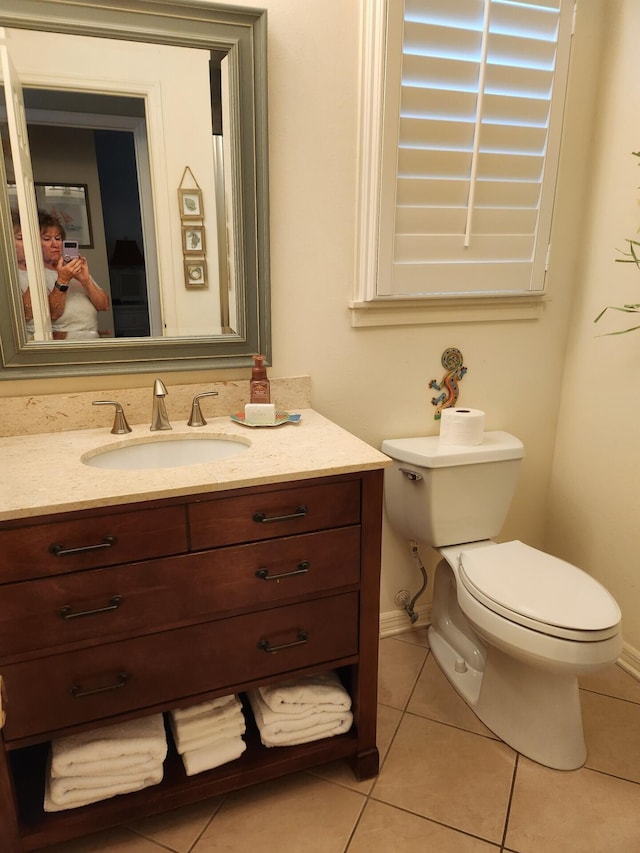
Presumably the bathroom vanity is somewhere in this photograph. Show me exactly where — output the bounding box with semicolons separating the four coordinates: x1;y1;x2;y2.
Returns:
0;410;389;851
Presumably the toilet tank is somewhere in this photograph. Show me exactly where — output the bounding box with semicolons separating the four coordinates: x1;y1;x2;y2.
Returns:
381;432;524;547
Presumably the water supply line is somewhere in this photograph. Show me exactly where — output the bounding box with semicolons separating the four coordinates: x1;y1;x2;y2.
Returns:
401;540;429;624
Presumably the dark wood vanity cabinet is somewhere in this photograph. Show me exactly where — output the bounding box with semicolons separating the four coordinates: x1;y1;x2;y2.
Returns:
0;470;383;852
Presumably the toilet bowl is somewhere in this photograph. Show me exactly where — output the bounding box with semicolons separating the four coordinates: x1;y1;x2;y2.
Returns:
381;433;622;770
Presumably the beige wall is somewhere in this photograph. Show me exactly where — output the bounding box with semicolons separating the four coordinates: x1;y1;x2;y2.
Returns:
547;0;640;660
230;0;606;618
4;2;632;650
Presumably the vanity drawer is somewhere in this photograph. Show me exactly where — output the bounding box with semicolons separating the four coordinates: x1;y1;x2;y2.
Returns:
0;527;361;658
0;506;187;582
189;479;361;549
0;592;359;741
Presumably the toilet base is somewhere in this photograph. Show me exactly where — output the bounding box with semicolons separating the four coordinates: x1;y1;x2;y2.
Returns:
429;627;587;770
476;645;586;769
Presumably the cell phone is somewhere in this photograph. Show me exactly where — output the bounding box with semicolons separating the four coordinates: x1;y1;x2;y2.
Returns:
62;240;79;263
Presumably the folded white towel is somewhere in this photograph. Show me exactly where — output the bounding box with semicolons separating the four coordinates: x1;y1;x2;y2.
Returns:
50;714;167;778
260;721;352;748
44;761;163;812
249;699;332;729
170;715;246;754
257;671;351;715
171;694;239;723
169;696;243;736
248;689;352;747
49;762;164;800
181;737;247;776
50;754;162;781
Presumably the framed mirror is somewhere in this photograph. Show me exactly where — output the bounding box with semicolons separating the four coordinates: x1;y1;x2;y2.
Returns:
0;0;270;379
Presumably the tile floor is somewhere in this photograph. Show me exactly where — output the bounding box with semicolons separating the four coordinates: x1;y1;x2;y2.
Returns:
44;629;640;853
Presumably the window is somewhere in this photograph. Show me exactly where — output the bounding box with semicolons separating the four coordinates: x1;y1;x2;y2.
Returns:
353;0;575;323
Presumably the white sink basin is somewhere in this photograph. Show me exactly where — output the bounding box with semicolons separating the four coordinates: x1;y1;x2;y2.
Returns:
83;436;250;470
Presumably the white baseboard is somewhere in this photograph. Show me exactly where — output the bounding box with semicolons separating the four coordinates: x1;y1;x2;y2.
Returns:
380;603;431;638
619;641;640;681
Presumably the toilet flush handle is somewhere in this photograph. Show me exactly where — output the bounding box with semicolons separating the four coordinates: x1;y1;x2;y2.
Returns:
399;467;423;482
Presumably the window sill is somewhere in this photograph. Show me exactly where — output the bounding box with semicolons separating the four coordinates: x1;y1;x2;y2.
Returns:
348;294;548;328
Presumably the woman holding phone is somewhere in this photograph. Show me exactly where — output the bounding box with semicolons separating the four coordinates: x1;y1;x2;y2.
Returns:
39;211;109;339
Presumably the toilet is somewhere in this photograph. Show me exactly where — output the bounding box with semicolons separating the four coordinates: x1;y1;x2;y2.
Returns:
381;431;622;770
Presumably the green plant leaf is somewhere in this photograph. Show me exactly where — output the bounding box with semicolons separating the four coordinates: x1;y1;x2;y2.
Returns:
596;150;640;332
594;304;640;324
596;323;640;336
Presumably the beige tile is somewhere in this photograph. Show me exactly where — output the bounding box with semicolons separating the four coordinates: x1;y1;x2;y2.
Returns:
127;796;224;851
580;662;640;704
371;713;515;843
582;690;640;783
378;637;428;710
192;772;365;853
407;654;496;738
349;800;498;853
505;757;640;853
44;825;164;852
307;701;403;792
374;701;404;766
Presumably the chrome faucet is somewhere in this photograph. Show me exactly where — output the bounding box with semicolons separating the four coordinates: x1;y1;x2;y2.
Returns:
150;378;172;431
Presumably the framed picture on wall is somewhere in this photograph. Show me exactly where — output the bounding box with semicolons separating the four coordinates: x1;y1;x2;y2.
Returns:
182;225;206;254
184;258;208;288
35;183;93;248
178;188;203;220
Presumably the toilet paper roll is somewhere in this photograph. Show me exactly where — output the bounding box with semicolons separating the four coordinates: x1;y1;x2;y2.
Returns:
439;407;485;446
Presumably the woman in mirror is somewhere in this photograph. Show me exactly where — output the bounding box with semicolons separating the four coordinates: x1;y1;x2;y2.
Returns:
12;210;57;339
39;211;110;340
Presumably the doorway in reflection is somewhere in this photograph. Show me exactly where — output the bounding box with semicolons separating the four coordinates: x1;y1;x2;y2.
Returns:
24;88;156;338
95;130;150;337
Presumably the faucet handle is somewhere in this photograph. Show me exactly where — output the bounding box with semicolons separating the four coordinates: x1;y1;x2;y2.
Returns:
187;391;220;427
93;400;132;435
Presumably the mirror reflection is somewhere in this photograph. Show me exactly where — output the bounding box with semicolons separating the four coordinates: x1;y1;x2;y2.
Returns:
0;0;269;379
4;27;231;341
24;88;154;338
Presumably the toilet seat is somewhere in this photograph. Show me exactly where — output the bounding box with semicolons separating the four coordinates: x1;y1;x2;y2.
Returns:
457;540;621;642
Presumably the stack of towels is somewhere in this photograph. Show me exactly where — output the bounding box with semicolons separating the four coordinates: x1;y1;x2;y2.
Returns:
168;694;246;776
44;714;167;812
247;670;353;747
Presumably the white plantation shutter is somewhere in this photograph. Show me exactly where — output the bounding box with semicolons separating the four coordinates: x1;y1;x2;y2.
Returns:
376;0;574;298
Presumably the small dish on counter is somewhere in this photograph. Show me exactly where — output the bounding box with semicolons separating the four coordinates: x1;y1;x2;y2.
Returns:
230;411;302;428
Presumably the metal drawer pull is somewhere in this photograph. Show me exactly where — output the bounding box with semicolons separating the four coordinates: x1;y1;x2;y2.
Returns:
255;561;310;581
69;672;129;698
60;595;123;620
252;505;308;524
257;630;309;654
49;535;117;558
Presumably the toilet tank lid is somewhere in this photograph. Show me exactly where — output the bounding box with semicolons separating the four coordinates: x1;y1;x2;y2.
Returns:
381;431;524;468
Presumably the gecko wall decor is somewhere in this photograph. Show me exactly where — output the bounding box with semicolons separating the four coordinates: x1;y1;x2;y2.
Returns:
429;347;467;419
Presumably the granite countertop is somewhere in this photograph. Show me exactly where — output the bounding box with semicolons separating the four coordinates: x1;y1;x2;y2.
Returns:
0;409;391;521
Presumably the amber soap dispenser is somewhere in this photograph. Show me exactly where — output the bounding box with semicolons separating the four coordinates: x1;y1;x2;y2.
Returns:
250;354;270;403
